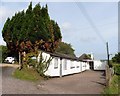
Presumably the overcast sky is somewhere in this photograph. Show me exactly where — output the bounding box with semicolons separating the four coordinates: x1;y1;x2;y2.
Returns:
0;1;118;59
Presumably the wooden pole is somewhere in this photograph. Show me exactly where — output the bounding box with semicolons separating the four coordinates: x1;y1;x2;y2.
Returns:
106;42;110;66
106;42;110;86
19;52;21;69
60;57;62;78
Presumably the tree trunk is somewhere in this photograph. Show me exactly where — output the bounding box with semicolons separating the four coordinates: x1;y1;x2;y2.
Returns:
19;52;22;70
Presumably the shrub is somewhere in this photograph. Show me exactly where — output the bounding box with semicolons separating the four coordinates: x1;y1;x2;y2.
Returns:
35;51;52;77
103;75;119;94
25;51;52;77
13;68;43;82
114;64;120;75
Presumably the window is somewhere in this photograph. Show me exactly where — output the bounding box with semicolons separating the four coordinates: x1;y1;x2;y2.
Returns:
54;57;58;69
64;59;67;70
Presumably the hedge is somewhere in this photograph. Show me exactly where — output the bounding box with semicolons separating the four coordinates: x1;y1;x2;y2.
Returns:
114;64;120;75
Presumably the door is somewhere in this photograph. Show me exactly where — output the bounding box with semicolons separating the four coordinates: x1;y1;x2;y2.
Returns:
89;61;94;70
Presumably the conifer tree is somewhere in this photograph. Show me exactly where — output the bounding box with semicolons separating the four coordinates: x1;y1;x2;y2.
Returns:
2;2;62;56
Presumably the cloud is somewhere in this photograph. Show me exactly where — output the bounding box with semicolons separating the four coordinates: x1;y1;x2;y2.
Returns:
60;22;98;44
60;20;117;46
0;6;17;23
0;6;15;45
61;22;72;31
79;36;97;43
0;6;14;23
0;6;8;22
0;5;18;45
1;0;119;2
0;39;6;45
0;6;6;17
0;3;29;23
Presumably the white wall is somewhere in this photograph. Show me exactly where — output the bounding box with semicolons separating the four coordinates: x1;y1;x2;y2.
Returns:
86;62;90;70
45;58;86;77
37;52;50;62
81;62;86;71
94;60;107;70
61;60;84;76
44;57;61;76
38;51;90;77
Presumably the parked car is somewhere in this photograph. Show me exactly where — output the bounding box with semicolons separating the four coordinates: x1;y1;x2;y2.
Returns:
4;57;16;64
31;56;37;60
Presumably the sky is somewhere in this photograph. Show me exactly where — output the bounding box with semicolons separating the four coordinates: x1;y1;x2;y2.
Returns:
0;1;118;60
118;2;120;52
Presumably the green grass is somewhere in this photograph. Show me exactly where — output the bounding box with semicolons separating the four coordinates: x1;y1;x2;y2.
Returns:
13;68;43;82
103;75;119;95
103;62;120;95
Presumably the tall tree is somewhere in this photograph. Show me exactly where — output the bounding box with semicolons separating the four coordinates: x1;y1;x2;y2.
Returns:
2;2;62;60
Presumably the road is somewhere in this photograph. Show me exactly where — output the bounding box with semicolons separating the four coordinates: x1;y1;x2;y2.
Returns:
1;64;106;94
2;64;47;94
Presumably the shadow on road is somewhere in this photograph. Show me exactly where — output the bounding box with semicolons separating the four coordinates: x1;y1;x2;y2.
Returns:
91;81;106;86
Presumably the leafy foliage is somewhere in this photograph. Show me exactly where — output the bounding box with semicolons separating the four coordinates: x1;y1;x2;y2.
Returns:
114;64;120;75
112;52;120;63
35;51;52;76
56;42;76;56
13;68;43;82
25;51;52;77
103;75;119;94
2;2;62;55
0;45;10;62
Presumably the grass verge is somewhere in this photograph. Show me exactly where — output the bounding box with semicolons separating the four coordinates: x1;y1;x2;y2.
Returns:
13;68;44;82
103;75;120;95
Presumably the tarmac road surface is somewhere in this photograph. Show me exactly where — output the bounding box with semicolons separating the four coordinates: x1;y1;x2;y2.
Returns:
1;64;106;94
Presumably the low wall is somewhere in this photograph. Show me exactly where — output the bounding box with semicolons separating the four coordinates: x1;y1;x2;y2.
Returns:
105;65;114;86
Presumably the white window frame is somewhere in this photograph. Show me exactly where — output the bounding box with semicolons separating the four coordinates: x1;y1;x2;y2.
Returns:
54;57;58;69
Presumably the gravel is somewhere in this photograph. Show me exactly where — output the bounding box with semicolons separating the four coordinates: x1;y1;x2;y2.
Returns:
2;65;106;94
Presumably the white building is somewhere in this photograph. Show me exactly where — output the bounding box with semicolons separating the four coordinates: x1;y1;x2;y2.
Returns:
37;51;107;77
94;60;107;70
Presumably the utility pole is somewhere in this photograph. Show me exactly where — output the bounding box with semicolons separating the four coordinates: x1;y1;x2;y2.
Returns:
106;42;110;66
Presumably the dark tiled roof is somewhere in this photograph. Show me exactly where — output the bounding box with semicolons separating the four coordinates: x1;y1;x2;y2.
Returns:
50;52;78;61
39;50;92;61
78;53;92;61
39;50;78;61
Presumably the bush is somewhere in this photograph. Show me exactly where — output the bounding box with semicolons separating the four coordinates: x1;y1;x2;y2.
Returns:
114;64;120;75
103;75;119;94
112;52;120;63
25;52;52;77
13;68;43;82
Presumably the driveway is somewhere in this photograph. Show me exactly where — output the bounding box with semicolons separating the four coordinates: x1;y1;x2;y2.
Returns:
1;64;106;94
39;70;106;94
2;64;47;94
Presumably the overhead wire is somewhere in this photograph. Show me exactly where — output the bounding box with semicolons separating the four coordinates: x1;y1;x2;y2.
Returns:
74;2;106;44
